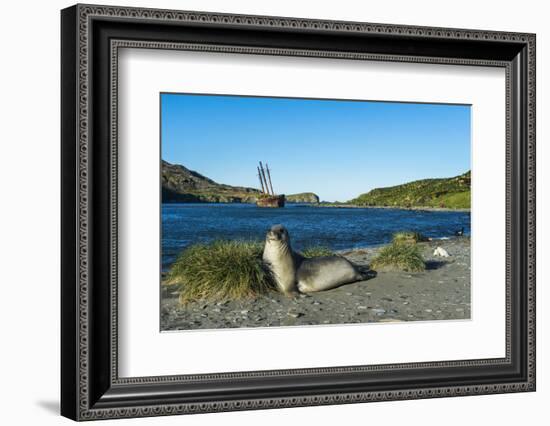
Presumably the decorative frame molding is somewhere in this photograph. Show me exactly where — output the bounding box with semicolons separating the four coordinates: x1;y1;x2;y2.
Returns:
61;4;535;421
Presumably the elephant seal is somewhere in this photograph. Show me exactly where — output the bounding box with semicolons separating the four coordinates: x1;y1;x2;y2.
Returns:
262;225;363;294
262;225;303;295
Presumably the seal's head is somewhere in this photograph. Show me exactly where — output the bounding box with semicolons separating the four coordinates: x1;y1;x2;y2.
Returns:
266;224;290;247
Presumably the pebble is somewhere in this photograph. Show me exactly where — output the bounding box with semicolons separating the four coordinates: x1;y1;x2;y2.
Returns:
371;308;386;315
288;312;304;318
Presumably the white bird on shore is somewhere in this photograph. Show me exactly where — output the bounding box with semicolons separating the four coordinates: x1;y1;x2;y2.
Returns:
433;246;450;257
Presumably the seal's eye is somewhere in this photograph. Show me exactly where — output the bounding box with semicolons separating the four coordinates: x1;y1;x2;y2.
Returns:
267;230;280;240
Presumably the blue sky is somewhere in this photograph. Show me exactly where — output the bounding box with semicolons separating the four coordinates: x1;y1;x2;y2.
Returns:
161;93;470;202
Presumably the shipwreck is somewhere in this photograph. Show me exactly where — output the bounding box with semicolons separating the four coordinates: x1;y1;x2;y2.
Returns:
256;161;285;208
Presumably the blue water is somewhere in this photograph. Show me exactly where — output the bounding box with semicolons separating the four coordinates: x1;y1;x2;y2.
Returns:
161;203;470;271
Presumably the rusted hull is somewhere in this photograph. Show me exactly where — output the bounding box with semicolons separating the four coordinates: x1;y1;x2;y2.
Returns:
256;195;285;208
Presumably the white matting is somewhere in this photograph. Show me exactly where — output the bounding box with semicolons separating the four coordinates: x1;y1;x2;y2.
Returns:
117;48;506;377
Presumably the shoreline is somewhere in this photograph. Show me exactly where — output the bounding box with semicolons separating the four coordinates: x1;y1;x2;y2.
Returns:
162;235;468;273
316;203;470;213
161;237;471;331
333;235;464;254
162;201;470;213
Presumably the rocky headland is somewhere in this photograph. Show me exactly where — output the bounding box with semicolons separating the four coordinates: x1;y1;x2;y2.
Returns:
162;160;319;204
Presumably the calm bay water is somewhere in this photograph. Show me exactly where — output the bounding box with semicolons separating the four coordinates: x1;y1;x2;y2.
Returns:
161;203;470;271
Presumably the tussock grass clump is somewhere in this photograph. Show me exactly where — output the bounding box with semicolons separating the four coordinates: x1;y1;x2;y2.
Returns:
392;231;425;245
301;246;334;258
371;241;426;272
166;240;275;304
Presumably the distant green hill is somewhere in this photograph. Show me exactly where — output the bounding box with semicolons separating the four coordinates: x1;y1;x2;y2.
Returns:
349;171;471;209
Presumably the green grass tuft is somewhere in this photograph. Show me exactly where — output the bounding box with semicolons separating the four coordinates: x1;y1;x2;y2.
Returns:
166;240;276;304
301;246;334;258
392;231;425;245
371;241;426;272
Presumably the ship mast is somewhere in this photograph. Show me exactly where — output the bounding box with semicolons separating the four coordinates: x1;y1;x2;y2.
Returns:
259;161;271;195
265;163;275;195
257;166;266;193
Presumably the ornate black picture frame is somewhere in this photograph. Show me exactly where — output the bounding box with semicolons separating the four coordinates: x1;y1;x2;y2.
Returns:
61;4;536;421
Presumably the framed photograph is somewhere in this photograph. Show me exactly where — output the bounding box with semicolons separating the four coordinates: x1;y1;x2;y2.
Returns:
61;4;536;421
